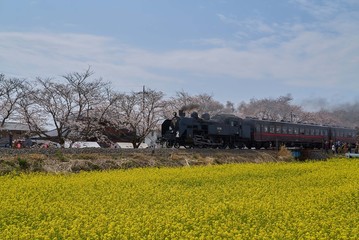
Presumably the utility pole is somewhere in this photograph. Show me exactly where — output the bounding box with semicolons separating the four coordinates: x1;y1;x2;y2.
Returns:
141;86;146;142
142;85;145;115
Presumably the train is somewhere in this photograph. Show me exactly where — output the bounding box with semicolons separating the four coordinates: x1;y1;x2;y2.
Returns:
160;110;357;149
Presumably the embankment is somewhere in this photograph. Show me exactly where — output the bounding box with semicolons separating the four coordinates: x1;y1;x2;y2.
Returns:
0;148;329;174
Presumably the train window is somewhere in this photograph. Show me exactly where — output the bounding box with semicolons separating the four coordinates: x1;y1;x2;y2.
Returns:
269;126;275;133
264;126;268;133
305;129;310;135
256;124;261;132
276;126;281;133
282;126;287;134
231;121;239;127
315;129;319;135
324;130;328;136
300;128;305;134
294;128;299;134
288;127;293;134
310;129;315;135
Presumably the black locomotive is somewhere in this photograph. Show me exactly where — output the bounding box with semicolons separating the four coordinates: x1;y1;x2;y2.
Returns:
160;110;357;149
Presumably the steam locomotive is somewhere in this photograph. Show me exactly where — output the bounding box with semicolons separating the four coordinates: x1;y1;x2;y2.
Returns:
160;110;357;149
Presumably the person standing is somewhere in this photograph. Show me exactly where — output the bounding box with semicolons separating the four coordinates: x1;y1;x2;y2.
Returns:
8;133;13;148
332;144;336;155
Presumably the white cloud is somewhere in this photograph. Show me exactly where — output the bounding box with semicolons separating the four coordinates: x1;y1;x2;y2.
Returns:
291;0;342;19
0;32;116;72
0;8;358;100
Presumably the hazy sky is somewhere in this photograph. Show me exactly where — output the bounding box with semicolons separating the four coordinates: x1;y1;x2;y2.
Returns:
1;0;358;110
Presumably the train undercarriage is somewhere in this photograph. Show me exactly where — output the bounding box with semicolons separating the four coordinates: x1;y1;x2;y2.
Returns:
161;133;325;150
161;133;249;149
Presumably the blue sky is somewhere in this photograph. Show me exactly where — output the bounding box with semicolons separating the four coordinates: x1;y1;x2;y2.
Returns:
1;0;358;111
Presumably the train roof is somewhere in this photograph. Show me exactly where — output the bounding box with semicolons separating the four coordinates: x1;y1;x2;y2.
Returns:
211;114;239;121
244;117;356;130
177;111;356;131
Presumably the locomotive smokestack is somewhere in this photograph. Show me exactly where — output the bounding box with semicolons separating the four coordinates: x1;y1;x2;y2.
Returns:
179;110;185;117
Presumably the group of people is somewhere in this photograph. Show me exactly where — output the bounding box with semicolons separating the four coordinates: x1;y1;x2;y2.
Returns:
8;134;33;149
11;137;33;149
329;141;358;155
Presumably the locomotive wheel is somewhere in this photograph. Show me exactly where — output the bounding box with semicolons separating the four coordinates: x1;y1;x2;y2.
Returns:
174;142;180;149
219;144;228;149
166;141;173;148
229;144;236;149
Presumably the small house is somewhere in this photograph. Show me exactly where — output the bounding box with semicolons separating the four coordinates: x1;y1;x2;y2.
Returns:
0;122;30;147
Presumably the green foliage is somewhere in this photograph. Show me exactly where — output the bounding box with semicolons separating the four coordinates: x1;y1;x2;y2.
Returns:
17;157;29;170
55;149;67;162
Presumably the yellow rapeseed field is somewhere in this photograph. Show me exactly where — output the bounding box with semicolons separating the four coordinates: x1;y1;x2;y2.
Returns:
0;158;358;239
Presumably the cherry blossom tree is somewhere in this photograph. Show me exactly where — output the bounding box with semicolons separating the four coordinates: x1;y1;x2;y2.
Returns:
0;74;25;126
17;68;119;146
24;77;76;146
162;91;229;119
18;82;49;133
62;68;121;145
238;94;303;122
109;87;165;148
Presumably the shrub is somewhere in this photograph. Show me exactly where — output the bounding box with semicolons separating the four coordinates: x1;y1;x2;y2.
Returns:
277;145;294;161
55;149;67;162
17;157;29;170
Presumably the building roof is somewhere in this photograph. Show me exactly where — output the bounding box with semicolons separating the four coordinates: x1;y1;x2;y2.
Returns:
0;122;30;132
